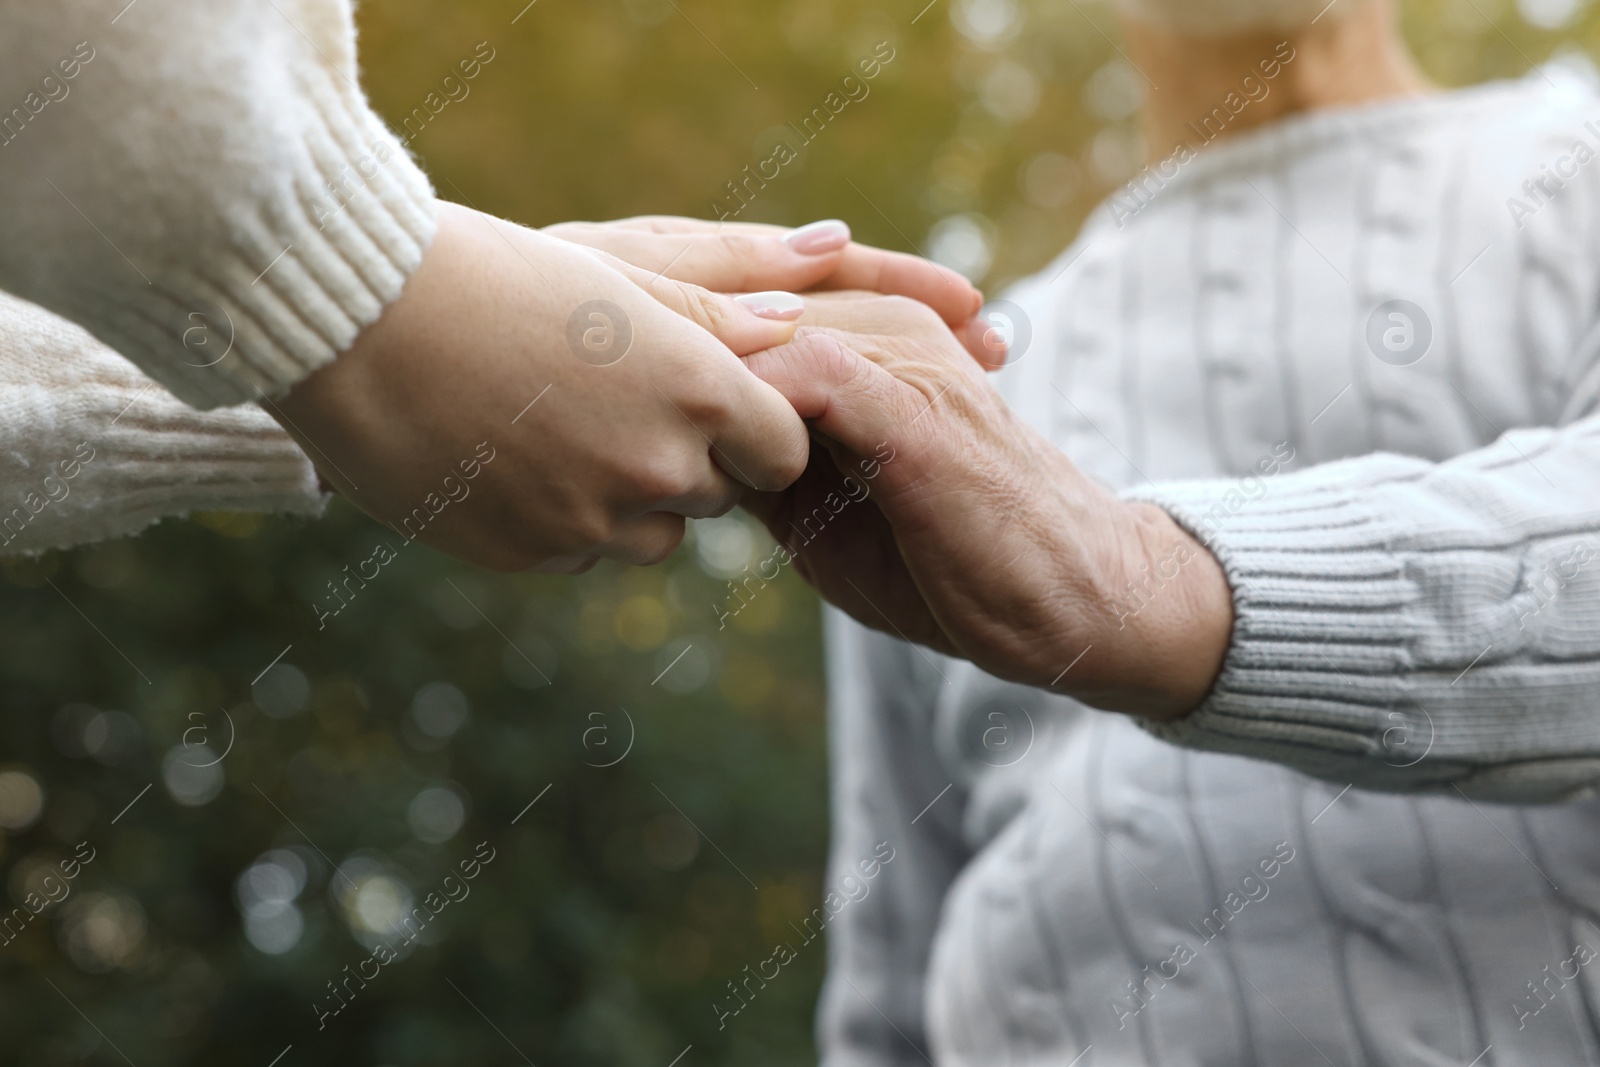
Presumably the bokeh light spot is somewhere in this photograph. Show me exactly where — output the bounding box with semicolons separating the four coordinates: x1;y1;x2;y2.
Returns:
0;769;43;831
407;785;468;845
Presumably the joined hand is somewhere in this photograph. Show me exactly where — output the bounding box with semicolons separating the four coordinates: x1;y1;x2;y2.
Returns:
267;204;989;577
741;294;1235;720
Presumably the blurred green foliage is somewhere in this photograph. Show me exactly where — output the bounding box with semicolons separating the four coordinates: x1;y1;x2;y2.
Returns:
2;0;1599;1063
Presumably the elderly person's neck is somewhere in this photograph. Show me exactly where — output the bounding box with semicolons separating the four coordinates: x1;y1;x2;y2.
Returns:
1122;0;1432;163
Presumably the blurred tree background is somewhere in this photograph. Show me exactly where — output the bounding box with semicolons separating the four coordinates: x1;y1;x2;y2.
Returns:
1;0;1599;1063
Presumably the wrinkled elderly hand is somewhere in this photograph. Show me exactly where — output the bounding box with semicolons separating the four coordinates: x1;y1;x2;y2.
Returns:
740;294;1235;720
544;217;1004;368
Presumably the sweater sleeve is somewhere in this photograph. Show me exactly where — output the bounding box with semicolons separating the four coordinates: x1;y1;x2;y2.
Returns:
0;0;435;409
817;610;970;1067
0;291;325;556
1127;413;1600;802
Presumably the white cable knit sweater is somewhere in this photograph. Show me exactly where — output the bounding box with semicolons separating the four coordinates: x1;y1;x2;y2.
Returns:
822;69;1600;1066
0;0;433;550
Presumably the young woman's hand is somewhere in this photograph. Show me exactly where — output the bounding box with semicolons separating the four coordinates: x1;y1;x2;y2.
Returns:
269;202;811;573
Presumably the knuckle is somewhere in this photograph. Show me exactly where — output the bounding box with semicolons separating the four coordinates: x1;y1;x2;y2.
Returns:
676;477;742;519
696;291;738;336
559;505;614;552
625;455;697;504
670;363;736;426
800;329;868;386
900;368;972;434
913;302;947;333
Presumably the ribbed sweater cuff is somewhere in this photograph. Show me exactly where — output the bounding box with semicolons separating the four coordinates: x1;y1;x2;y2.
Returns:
96;76;436;409
1123;443;1600;799
2;400;326;555
1127;473;1413;763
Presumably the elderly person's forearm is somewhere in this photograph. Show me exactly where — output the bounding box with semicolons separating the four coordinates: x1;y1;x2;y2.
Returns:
1130;417;1600;801
747;297;1600;802
740;299;1235;715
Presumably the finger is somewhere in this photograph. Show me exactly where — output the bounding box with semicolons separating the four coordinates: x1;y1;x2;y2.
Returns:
604;219;985;328
810;246;983;327
653;461;744;520
737;438;853;549
549;216;792;238
741;330;923;460
578;254;811;494
616;277;812;493
796;293;945;335
594;253;807;357
702;364;813;492
549;219;983;329
598;512;688;566
963;314;1009;371
790;292;999;373
551;223;852;293
552;216;851;246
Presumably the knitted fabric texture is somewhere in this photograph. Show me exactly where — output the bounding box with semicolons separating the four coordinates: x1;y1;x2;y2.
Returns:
0;290;323;555
821;69;1600;1066
0;0;436;408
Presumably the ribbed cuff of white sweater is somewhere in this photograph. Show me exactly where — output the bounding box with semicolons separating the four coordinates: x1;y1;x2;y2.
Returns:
1126;422;1600;801
0;291;326;556
1;393;327;556
0;0;438;409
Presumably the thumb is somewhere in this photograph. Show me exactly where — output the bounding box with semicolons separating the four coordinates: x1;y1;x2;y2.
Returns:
587;250;806;356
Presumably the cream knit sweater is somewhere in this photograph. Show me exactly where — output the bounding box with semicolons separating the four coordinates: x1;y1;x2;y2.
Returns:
0;0;436;551
0;291;323;554
0;0;436;409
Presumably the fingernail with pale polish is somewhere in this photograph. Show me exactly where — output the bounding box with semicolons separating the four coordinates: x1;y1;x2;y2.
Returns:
784;219;851;255
736;291;806;321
